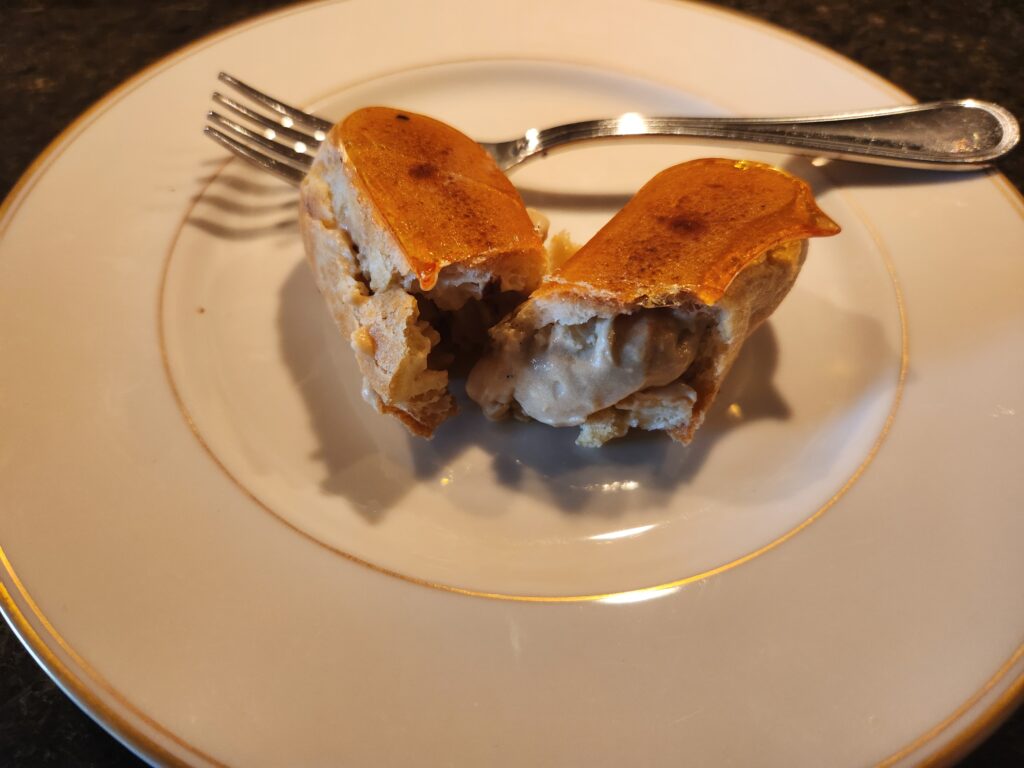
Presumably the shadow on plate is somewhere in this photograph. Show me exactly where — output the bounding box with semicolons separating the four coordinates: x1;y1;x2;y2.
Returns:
276;259;894;520
779;155;978;199
275;263;415;523
186;172;298;239
405;321;790;515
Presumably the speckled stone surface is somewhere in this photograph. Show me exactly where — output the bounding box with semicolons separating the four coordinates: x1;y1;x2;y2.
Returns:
1;1;1021;765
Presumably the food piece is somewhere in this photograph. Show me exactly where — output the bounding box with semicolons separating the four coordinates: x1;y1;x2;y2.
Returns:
299;107;548;437
467;158;840;446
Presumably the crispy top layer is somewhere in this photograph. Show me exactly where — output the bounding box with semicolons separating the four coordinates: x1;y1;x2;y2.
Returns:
335;107;546;291
534;158;840;306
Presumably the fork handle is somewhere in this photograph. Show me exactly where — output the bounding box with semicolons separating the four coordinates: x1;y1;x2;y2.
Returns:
508;100;1019;171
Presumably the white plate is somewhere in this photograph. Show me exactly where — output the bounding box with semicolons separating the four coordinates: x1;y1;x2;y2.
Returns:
2;0;1022;765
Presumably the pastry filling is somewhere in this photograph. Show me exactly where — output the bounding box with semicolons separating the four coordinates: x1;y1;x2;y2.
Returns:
467;309;708;427
417;288;528;376
343;228;528;378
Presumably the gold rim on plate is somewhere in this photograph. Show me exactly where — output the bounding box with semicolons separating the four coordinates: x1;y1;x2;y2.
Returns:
1;1;1022;765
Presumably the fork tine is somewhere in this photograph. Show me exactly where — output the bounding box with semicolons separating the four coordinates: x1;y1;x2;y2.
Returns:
204;127;307;185
212;92;321;147
206;111;314;171
218;72;334;134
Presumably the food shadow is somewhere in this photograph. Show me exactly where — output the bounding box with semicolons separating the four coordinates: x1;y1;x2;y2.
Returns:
186;169;410;522
408;321;790;515
188;171;418;524
274;255;789;521
273;257;895;522
277;262;414;524
410;286;897;517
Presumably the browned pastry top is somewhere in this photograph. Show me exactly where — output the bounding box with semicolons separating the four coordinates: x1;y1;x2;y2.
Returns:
335;107;546;290
534;158;840;306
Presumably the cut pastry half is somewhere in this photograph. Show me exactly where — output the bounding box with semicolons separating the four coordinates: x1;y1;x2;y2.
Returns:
467;158;841;446
299;107;548;436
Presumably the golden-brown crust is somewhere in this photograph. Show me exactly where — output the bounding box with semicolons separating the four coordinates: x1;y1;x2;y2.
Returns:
335;107;546;291
533;158;839;307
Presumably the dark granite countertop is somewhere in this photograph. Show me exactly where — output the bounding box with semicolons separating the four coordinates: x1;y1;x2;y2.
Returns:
1;1;1022;765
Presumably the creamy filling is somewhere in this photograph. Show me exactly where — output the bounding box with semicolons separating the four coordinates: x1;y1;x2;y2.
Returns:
468;309;705;427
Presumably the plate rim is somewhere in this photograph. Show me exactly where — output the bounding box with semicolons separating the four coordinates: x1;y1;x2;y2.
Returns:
1;0;1023;765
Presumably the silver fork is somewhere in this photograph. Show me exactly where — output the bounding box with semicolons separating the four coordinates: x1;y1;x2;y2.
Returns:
204;72;1019;185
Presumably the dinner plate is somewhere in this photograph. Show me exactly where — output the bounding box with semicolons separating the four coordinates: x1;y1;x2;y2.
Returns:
2;0;1022;765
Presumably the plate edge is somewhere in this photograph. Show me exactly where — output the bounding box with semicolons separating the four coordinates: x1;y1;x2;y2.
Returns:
0;1;1020;766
